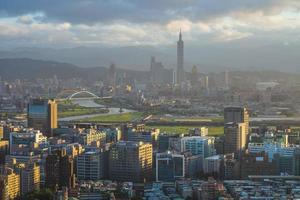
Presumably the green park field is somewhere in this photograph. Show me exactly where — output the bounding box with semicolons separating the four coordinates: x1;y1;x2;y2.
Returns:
81;112;144;123
146;125;224;136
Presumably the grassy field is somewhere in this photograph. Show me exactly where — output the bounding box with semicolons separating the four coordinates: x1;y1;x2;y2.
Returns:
58;100;108;118
81;112;144;123
146;125;224;136
155;116;223;123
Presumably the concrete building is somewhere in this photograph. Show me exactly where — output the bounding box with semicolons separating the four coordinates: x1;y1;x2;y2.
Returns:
240;152;278;179
224;106;249;136
109;141;152;183
150;56;173;85
0;167;20;200
180;136;215;157
224;122;247;154
14;162;40;195
76;129;106;146
127;128;159;148
27;98;57;137
203;155;224;176
77;149;108;181
45;149;75;190
156;151;185;182
9;130;47;155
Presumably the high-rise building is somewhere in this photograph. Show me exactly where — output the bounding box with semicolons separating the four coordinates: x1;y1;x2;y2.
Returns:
158;134;179;152
203;155;224;177
127;128;159;148
77;149;107;181
224;107;249;136
150;56;173;84
9;130;47;155
293;149;300;175
0;167;20;200
240;152;278;179
156;151;185;182
177;30;184;84
224;122;246;154
109;141;152;183
108;63;117;89
0;141;8;165
27;98;57;137
180;136;215;157
14;162;40;195
45;149;75;190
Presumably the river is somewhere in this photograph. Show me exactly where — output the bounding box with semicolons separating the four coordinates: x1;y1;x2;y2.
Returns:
58;99;135;121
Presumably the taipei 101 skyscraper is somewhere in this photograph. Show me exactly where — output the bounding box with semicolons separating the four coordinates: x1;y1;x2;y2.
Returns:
177;29;184;84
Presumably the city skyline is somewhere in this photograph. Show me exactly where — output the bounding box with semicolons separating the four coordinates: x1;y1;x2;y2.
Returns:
1;1;300;71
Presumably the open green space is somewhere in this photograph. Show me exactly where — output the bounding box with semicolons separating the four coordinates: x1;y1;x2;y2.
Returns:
156;116;223;123
58;100;108;118
146;125;224;136
81;112;144;123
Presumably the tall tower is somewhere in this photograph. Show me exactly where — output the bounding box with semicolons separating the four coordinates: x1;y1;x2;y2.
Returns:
27;99;57;137
177;30;184;84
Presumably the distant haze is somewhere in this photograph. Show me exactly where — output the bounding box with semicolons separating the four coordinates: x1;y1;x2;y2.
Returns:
1;1;300;72
0;42;300;72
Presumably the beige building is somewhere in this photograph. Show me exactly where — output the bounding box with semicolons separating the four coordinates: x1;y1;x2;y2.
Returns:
224;107;249;136
109;141;152;182
0;168;20;200
18;163;40;195
224;122;247;154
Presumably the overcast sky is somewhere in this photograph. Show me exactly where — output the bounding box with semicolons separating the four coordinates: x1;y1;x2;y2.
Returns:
1;0;300;48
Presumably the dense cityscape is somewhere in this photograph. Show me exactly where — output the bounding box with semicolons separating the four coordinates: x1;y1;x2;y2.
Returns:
1;30;300;200
2;1;300;200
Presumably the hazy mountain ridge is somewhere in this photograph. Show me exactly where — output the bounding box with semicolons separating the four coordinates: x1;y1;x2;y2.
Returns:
0;58;150;81
1;43;300;72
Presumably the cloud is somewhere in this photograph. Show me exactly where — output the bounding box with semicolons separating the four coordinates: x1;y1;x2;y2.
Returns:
1;1;300;47
0;0;299;25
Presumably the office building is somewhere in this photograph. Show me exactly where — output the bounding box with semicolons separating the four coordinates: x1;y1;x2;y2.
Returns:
27;98;57;137
180;136;215;157
9;130;47;155
108;63;117;89
203;155;224;177
127;128;159;148
150;56;173;84
177;30;184;84
109;141;152;183
224;122;247;154
0;167;20;200
294;149;300;176
224;107;249;136
45;149;75;189
240;152;278;179
156;151;185;182
158;134;178;152
184;152;203;178
77;149;108;181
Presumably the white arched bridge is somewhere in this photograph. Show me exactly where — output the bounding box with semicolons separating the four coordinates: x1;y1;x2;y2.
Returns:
57;89;112;100
68;90;100;99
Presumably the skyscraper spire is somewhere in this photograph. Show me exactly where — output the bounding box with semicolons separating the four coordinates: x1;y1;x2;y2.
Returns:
179;28;182;41
177;28;184;85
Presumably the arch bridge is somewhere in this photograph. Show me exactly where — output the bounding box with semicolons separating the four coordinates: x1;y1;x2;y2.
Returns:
56;89;111;100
